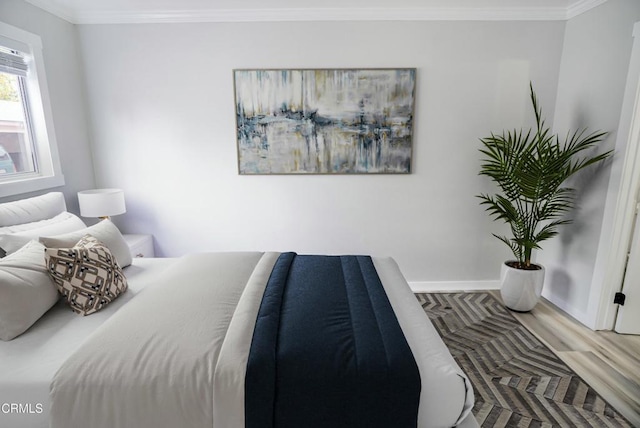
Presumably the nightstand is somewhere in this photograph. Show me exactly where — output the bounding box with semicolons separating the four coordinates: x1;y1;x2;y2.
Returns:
123;234;155;258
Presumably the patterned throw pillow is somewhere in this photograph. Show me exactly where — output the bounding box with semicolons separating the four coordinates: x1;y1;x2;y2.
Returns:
44;235;128;316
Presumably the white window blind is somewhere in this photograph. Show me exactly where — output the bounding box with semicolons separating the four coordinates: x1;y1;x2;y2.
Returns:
0;46;27;77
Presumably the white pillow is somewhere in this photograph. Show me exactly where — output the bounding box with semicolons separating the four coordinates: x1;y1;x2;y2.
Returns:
40;220;132;268
0;211;86;235
0;234;32;256
0;212;87;257
0;192;67;227
0;240;59;341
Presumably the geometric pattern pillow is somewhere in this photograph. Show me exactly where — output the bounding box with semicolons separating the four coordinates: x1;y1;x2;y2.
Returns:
44;235;128;316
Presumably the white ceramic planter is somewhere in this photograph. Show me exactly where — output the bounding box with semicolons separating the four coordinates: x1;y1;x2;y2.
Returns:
500;261;545;312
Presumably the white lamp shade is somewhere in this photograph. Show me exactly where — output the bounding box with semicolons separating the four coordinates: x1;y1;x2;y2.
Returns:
78;189;126;218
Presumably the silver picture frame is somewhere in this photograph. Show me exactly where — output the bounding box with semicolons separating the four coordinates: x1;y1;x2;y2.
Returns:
233;68;416;175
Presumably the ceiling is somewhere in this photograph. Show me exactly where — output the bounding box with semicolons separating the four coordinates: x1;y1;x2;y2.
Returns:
23;0;607;24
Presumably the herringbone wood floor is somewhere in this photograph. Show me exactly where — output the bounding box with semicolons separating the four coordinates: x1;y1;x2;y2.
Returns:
416;292;637;427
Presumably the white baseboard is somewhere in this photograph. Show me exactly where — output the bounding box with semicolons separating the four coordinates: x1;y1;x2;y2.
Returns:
408;280;500;293
541;290;594;329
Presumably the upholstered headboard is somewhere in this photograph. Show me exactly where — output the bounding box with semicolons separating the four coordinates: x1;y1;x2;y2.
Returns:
0;192;67;227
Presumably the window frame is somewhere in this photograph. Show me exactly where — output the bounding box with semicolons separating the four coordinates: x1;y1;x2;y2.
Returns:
0;21;64;197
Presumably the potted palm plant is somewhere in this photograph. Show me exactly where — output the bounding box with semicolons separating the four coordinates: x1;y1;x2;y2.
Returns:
478;83;612;312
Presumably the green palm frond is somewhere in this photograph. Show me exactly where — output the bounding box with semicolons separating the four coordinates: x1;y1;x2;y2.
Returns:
493;234;523;263
477;83;612;267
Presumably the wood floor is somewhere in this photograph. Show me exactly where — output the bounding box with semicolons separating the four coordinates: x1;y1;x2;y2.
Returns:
490;291;640;426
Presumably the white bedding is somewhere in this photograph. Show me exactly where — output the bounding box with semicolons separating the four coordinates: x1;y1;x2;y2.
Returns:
0;192;477;427
1;253;477;428
48;252;475;428
0;258;174;428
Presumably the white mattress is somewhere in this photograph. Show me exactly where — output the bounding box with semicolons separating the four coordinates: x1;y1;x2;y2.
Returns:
0;258;175;428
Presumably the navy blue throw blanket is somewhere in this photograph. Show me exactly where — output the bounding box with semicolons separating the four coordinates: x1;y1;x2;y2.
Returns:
245;253;421;428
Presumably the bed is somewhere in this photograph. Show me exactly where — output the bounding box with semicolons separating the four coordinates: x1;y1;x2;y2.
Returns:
0;192;478;428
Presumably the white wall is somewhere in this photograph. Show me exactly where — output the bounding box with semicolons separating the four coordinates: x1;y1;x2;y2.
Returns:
77;20;565;283
538;0;640;327
0;0;95;212
3;0;635;327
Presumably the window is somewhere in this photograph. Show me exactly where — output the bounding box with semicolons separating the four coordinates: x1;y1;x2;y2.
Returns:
0;48;36;176
0;22;64;197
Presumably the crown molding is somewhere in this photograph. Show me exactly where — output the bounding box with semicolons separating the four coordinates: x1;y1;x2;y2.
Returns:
73;7;573;24
23;1;609;25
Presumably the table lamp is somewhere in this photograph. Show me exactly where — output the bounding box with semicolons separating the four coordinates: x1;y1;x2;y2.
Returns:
78;189;126;220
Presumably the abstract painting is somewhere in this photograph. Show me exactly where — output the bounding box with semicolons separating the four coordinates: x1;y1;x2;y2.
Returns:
234;69;416;174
